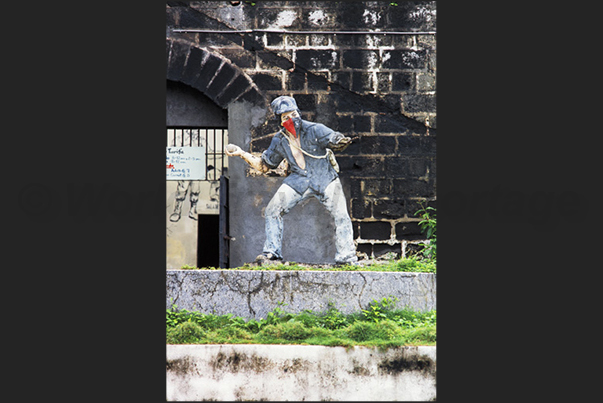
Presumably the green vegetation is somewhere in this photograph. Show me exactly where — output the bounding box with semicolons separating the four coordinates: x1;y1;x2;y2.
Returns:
415;205;437;261
167;297;436;349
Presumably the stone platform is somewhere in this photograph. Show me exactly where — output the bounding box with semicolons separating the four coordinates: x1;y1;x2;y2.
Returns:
166;269;436;319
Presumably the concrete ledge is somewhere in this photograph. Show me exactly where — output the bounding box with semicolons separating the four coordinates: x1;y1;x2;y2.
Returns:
166;270;436;319
166;344;436;401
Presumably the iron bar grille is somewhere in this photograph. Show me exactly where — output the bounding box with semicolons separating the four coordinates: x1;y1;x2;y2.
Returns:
166;127;228;181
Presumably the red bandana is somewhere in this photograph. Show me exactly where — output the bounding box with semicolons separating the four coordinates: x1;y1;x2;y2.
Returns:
283;117;297;138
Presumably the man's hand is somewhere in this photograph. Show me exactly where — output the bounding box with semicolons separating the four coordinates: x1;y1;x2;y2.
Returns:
225;143;269;173
329;132;352;151
225;144;243;157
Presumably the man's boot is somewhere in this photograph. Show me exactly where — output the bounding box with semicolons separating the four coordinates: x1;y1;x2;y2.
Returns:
188;200;198;220
255;252;282;266
169;200;183;222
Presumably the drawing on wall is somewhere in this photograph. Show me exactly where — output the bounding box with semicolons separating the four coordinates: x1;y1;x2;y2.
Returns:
168;179;220;222
166;128;227;222
169;180;200;222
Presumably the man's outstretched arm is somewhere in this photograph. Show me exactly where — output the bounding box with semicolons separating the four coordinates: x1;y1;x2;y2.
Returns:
225;144;270;173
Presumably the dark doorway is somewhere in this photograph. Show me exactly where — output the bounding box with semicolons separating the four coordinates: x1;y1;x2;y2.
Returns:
197;214;220;268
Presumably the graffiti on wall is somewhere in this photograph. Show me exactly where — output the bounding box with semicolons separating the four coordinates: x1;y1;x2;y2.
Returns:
167;180;220;222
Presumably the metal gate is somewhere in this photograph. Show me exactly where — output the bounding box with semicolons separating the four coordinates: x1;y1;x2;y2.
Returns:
219;175;230;268
167;127;230;268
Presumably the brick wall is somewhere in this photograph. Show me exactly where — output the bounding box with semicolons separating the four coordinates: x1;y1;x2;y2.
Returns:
166;1;436;259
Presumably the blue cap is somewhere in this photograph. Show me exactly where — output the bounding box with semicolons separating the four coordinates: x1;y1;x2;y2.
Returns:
270;96;299;116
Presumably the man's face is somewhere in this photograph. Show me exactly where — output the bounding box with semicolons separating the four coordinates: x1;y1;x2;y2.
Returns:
280;110;299;126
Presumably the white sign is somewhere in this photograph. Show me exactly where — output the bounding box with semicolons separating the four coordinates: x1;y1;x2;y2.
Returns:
166;147;206;180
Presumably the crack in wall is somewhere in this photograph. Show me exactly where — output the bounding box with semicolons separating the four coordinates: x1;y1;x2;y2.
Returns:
357;272;367;310
194;273;222;309
246;271;268;316
168;271;189;307
167;271;435;318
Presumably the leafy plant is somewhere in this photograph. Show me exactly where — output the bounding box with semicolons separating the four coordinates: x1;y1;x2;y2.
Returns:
362;297;398;323
319;303;350;330
264;302;292;324
414;205;437;260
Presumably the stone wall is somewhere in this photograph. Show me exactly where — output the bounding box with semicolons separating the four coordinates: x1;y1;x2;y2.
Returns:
166;269;436;319
166;1;436;263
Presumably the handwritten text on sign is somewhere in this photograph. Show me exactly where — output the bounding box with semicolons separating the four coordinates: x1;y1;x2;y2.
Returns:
166;147;206;180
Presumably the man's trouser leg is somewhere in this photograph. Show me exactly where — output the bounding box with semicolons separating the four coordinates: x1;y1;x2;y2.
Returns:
188;181;200;219
169;181;190;222
319;178;358;264
263;184;304;259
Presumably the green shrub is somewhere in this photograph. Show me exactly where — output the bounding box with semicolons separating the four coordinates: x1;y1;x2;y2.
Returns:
375;320;404;340
295;311;320;328
257;324;281;340
404;326;437;343
305;326;331;339
319;306;350;330
166;321;205;344
346;320;405;342
347;321;378;342
214;326;254;340
240;318;264;333
258;321;312;341
279;321;312;340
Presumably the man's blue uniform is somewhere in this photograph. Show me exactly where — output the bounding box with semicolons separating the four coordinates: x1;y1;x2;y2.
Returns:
261;120;338;195
260;117;358;264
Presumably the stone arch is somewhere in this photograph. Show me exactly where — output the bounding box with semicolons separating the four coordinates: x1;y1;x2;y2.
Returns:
166;37;265;109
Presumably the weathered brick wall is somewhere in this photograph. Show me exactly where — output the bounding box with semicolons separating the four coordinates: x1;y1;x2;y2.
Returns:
166;1;436;259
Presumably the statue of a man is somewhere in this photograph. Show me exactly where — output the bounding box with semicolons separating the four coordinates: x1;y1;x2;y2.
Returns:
225;95;358;265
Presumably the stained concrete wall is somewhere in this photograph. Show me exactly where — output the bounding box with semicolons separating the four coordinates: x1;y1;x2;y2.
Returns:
166;269;436;319
166;344;436;401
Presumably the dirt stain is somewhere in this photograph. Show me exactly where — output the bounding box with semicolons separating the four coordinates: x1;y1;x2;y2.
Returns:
378;354;435;376
166;357;194;376
212;351;275;373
